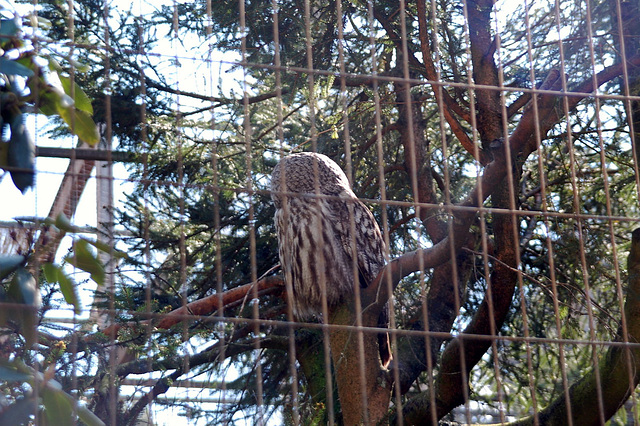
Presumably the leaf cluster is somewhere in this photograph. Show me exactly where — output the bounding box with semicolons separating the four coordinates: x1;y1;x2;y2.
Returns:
0;214;124;425
0;6;99;193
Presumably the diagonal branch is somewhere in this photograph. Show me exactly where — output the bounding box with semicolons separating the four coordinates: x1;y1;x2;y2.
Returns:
366;56;640;312
394;56;640;423
96;276;284;340
374;5;480;162
414;0;482;163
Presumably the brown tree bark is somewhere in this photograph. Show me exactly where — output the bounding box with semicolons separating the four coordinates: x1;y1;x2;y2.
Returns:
328;298;392;425
466;0;502;146
380;57;640;421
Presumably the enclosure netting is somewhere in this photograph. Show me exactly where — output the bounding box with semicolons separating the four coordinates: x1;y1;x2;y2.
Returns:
1;0;640;425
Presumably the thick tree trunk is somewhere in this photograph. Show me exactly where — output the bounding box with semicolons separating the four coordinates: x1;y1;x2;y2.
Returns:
329;299;392;425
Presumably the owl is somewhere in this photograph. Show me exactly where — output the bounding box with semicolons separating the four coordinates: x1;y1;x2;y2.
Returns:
271;152;391;367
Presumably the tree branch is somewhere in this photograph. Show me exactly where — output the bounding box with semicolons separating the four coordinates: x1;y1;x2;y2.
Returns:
145;77;290;105
414;0;483;163
466;0;503;147
121;328;287;426
371;56;640;421
365;59;637;311
97;276;284;340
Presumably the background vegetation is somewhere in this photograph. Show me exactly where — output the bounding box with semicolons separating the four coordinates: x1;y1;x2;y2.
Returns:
1;0;640;424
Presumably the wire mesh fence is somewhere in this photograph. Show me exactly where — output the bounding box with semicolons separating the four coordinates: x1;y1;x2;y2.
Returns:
1;0;640;425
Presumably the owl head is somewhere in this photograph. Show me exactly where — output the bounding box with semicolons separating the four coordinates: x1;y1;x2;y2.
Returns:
270;152;351;208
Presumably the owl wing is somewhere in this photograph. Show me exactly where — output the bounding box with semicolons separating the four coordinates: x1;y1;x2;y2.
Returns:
331;195;385;287
333;195;391;367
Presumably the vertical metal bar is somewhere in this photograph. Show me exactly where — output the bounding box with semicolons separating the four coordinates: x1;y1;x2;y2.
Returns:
584;0;634;421
270;1;301;424
492;2;535;423
365;1;402;423
237;1;265;423
610;0;640;419
204;0;229;420
333;0;371;422
135;10;156;421
458;0;483;422
301;2;335;423
551;0;605;423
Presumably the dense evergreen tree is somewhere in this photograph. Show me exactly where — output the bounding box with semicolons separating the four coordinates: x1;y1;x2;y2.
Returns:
3;0;640;424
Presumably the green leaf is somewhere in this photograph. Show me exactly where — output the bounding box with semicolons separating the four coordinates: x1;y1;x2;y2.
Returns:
67;239;105;286
40;82;73;111
0;58;34;77
0;364;31;381
85;238;128;259
59;75;93;114
42;262;56;283
9;268;40;307
7;114;35;193
54;212;78;233
47;57;62;72
42;388;74;426
43;263;81;315
0;254;26;281
7;268;39;346
26;14;52;30
0;19;19;36
57;106;99;145
68;58;90;73
76;405;106;426
42;385;104;426
58;270;81;314
39;87;61;116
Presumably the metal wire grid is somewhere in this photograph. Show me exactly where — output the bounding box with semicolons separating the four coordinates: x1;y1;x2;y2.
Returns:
1;0;640;425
